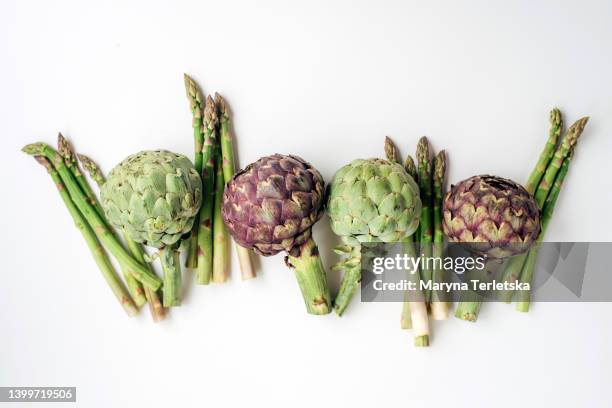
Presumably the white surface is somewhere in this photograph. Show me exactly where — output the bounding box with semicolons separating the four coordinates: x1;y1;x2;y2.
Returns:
2;0;612;407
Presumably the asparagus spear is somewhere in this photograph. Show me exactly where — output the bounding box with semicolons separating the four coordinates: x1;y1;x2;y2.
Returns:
78;154;165;320
399;149;430;346
383;138;412;328
184;74;205;269
525;108;563;194
22;143;162;290
196;96;218;284
430;150;449;320
212;143;229;283
30;155;138;316
216;93;255;280
58;136;146;308
124;237;166;321
416;137;433;303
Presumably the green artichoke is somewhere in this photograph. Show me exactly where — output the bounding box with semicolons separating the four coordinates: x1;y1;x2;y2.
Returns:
222;154;331;315
327;158;422;315
101;150;202;249
443;175;540;259
101;150;202;307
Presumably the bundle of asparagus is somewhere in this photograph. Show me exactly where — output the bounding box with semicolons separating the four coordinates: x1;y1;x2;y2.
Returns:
183;75;255;283
385;136;450;347
499;109;589;312
23;135;166;321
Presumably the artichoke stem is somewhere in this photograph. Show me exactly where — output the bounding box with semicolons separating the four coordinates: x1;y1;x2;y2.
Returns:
286;238;331;315
333;264;360;316
160;247;182;307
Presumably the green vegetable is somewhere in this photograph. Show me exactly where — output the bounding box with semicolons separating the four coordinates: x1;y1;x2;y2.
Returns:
183;74;206;269
100;150;202;306
516;117;588;311
524;108;563;194
416;137;433;302
534;117;589;207
430;150;449;320
28;155;138;316
196;96;218;284
216;92;255;280
498;109;563;302
327;157;421;315
499;114;588;304
384;139;430;346
79;153;165;320
212;144;229;283
59;137;146;308
23;143;162;290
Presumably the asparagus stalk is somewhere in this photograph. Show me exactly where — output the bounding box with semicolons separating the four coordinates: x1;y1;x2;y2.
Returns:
402;234;430;346
383;138;411;328
124;237;166;322
216;93;255;280
416;137;433;303
212;143;229;283
22;143;162;290
183;74;205;269
196;96;218;284
60;138;146;308
497;109;564;302
430;150;449;320
79;153;165;319
30;155;138;316
524;108;563;194
401;150;430;346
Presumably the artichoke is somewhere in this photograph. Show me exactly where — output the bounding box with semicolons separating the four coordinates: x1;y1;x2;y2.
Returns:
222;154;331;314
327;158;422;315
101;150;202;307
442;175;540;259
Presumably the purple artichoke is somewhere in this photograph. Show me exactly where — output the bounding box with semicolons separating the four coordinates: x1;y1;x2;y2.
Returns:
222;154;330;314
443;175;541;258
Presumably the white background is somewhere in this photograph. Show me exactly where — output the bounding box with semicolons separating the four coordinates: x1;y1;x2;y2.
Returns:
2;0;612;407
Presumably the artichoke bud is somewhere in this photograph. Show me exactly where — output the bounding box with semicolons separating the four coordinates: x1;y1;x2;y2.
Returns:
221;154;325;256
101;150;202;249
443;175;540;258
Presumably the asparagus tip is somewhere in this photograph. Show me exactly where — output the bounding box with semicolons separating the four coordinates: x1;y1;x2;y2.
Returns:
416;136;430;164
204;95;218;128
404;154;418;180
384;136;399;163
434;150;446;179
21;142;46;156
215;92;228;119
